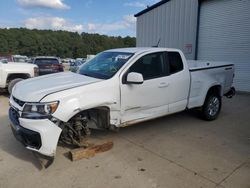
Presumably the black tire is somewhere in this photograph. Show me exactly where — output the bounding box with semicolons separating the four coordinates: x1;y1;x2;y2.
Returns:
201;92;222;121
8;78;23;94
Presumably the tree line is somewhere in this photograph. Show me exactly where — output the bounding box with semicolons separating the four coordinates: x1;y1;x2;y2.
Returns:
0;28;136;58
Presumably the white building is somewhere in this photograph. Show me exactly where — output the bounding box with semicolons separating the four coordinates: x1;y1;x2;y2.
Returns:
135;0;250;92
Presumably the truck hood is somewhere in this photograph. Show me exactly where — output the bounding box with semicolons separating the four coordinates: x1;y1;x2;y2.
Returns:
12;72;102;102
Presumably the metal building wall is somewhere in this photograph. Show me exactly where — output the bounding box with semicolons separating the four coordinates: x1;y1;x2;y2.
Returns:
197;0;250;92
136;0;199;60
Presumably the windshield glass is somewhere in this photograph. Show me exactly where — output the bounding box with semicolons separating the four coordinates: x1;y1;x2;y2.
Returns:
79;52;133;79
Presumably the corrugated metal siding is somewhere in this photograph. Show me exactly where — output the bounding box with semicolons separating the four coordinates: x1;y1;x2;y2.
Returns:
136;0;199;60
197;0;250;92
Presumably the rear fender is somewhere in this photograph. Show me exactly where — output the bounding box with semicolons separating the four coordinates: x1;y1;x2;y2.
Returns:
202;84;222;105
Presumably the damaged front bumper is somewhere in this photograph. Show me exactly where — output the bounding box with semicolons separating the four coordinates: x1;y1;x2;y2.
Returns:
9;107;62;157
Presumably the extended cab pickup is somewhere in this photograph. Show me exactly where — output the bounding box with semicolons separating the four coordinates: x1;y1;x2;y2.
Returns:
9;48;235;157
0;61;38;94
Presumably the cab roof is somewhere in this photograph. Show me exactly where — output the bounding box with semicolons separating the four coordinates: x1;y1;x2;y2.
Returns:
105;47;179;54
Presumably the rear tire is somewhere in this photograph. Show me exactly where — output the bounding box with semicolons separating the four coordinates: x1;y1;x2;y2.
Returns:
8;78;23;94
201;93;221;121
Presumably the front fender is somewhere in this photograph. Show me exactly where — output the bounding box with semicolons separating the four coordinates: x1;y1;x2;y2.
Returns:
40;78;120;124
52;98;81;122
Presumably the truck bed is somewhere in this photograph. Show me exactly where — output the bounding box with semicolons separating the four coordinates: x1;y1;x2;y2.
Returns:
187;60;234;109
187;60;233;71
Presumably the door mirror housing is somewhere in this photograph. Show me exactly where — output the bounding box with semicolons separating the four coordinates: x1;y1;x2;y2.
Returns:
126;72;144;84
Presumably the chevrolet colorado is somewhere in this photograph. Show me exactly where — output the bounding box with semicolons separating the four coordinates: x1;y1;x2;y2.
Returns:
9;48;235;158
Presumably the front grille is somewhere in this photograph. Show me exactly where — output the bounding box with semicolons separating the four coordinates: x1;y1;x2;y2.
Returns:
10;107;20;124
9;107;20;124
13;96;25;107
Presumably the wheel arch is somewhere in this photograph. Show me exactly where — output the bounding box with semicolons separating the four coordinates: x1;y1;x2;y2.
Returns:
207;85;222;97
66;106;111;129
7;73;30;83
202;84;222;106
201;85;222;121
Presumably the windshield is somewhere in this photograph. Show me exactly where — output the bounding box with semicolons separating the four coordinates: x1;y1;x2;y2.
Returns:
79;52;134;79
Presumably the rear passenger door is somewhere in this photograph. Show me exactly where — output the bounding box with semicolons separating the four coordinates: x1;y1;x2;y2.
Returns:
166;52;190;113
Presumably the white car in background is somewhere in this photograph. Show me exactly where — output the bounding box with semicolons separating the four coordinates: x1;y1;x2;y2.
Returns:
0;60;38;94
12;55;29;63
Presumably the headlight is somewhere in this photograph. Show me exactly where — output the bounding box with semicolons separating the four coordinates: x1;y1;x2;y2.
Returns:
22;101;59;119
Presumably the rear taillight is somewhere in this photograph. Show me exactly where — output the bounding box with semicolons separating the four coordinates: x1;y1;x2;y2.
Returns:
59;64;64;71
52;64;64;71
34;67;39;76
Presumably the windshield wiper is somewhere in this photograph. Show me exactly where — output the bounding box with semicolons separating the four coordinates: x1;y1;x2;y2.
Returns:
81;72;109;79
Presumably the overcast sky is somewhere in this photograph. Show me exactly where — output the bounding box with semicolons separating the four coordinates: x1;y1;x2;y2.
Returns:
0;0;160;37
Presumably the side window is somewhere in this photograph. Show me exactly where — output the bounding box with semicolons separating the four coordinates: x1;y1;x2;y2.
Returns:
168;52;184;74
129;52;165;80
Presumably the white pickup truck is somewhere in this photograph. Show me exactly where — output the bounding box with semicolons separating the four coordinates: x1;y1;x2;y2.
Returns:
9;48;235;158
0;61;38;94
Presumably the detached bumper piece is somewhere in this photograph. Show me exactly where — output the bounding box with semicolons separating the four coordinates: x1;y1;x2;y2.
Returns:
224;87;236;98
9;107;42;150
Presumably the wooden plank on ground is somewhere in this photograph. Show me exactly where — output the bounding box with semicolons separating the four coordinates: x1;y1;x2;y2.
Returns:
70;141;113;161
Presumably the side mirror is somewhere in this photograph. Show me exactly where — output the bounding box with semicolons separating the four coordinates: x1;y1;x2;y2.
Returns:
126;72;144;84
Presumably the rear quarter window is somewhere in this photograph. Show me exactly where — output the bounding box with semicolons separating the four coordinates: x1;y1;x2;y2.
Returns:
168;52;184;74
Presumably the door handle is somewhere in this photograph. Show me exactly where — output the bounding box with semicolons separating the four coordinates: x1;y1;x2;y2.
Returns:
158;82;169;88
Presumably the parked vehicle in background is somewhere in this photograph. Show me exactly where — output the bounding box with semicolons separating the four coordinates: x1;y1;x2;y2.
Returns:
12;55;28;63
0;55;12;62
0;54;29;63
69;59;85;73
62;58;75;64
0;58;8;64
8;47;235;158
26;58;33;64
86;54;95;60
0;60;38;94
76;58;86;62
32;57;64;75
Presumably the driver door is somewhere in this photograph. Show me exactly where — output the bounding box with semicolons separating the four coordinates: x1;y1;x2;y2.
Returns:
120;52;170;123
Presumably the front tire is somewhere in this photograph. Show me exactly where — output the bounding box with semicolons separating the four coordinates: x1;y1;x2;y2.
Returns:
8;78;23;94
201;93;221;121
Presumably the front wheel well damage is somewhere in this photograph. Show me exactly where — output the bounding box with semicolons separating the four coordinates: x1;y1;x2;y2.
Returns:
70;106;110;129
59;106;110;146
